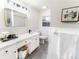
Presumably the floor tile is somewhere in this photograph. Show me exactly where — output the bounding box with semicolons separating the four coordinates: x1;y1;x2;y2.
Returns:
26;44;48;59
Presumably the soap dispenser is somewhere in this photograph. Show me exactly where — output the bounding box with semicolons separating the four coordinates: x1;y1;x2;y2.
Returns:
28;29;32;34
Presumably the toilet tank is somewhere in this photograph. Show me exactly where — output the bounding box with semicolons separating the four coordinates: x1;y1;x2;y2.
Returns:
40;27;49;36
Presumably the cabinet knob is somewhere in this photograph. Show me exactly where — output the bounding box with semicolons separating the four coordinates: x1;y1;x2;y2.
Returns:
5;50;8;53
14;51;16;53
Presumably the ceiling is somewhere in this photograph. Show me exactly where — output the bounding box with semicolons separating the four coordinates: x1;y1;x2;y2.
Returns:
22;0;52;10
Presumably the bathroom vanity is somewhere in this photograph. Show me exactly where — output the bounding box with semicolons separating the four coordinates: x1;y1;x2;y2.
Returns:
0;32;39;59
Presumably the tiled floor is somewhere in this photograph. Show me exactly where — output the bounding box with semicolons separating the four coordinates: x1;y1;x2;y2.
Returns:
26;43;48;59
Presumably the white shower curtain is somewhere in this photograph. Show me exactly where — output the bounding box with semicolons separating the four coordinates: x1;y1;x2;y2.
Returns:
47;28;79;59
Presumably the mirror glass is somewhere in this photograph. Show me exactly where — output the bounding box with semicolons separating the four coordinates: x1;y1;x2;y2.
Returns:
4;8;28;27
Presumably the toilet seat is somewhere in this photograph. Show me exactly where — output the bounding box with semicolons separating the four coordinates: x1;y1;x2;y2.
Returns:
39;36;48;39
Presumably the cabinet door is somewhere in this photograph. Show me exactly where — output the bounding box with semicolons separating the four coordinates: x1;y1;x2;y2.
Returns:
28;35;39;54
30;37;37;53
35;38;39;48
27;39;34;54
35;35;39;47
33;35;39;49
8;45;18;59
0;45;17;59
32;37;38;50
8;50;17;59
0;49;9;59
0;47;14;59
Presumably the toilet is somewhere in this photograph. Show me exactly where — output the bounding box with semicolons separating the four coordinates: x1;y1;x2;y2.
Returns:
39;35;48;44
39;27;48;44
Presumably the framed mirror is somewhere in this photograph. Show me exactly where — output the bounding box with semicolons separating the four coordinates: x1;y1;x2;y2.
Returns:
4;8;28;27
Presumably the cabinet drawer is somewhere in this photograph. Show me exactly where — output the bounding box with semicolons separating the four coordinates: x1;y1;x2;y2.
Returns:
17;40;28;48
0;48;9;58
32;36;39;40
0;45;17;59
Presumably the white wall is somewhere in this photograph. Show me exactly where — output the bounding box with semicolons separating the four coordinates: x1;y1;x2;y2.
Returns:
0;0;6;28
50;0;79;28
39;9;51;28
27;6;40;30
60;0;79;28
39;9;51;35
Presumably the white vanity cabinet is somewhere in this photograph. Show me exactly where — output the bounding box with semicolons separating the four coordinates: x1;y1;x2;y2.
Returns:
0;44;17;59
0;40;27;59
15;33;39;56
28;35;39;54
0;32;39;59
